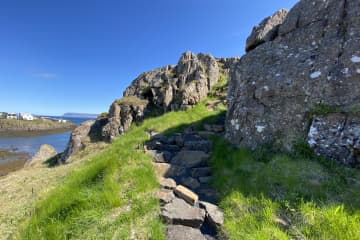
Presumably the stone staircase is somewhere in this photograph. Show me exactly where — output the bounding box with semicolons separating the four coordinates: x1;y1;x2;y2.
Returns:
145;123;225;240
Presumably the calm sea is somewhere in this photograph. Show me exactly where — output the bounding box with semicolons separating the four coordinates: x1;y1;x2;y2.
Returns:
0;117;94;156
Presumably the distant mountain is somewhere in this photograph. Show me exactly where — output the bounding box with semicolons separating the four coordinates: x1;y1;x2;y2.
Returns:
62;113;98;118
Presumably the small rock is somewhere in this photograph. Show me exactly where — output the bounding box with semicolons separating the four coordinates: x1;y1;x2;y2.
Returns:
181;177;201;190
172;150;209;168
199;201;224;228
159;177;177;189
191;167;212;178
174;185;199;206
166;225;207;240
161;198;205;228
155;189;175;204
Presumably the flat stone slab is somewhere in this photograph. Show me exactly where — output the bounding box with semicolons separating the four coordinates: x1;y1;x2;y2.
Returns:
166;225;207;240
161;198;205;228
174;185;199;206
155;189;175;204
159;177;177;189
172;150;209;168
200;201;224;228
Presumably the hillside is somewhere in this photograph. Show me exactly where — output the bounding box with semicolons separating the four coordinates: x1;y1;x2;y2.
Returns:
1;0;359;239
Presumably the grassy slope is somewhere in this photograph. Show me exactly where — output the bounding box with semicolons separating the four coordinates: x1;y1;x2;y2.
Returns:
0;142;107;240
16;94;360;239
211;139;360;240
19;103;224;240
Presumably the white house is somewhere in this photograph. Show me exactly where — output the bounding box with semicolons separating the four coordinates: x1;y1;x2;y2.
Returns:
20;113;34;121
7;113;18;119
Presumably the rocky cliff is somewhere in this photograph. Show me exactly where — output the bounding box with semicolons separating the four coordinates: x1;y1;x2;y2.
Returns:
62;51;236;160
226;0;360;165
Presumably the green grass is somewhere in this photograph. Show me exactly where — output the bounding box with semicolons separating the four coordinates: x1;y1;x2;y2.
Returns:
20;102;224;240
211;138;360;240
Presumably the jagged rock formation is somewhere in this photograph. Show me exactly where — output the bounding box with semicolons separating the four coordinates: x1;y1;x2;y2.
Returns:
124;51;226;111
226;0;360;165
101;97;148;141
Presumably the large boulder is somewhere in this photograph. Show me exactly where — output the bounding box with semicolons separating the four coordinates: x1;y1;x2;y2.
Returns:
24;144;57;167
226;0;360;165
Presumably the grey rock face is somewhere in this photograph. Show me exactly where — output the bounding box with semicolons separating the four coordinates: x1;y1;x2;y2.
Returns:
61;120;95;161
161;198;205;228
101;97;148;142
308;113;360;165
124;51;229;111
226;0;360;163
166;225;207;240
246;9;288;52
199;201;224;229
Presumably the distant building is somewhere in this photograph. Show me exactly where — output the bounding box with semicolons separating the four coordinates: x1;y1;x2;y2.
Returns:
19;113;34;121
7;113;18;120
0;112;7;119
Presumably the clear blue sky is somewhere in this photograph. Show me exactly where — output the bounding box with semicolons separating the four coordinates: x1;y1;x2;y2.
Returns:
0;0;298;115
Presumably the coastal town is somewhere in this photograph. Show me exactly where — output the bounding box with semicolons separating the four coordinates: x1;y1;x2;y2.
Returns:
0;112;68;123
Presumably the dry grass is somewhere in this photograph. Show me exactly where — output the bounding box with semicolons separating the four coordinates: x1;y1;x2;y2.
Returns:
0;141;107;240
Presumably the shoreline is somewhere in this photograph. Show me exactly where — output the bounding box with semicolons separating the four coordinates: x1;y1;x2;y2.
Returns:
0;127;75;137
0;149;31;176
0;119;77;137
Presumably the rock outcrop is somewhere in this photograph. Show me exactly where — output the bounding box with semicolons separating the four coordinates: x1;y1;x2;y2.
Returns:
124;51;226;111
61;120;95;160
101;97;148;141
61;51;236;161
24;144;57;167
226;0;360;165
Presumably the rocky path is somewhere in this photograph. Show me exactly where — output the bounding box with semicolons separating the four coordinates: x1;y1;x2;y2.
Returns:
145;123;225;240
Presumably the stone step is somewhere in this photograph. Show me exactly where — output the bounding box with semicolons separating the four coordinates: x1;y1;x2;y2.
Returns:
199;201;224;229
154;163;186;178
172;150;209;168
174;185;199;206
161;198;205;228
166;225;207;240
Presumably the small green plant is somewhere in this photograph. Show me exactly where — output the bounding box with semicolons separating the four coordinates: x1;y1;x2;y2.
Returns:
311;103;341;116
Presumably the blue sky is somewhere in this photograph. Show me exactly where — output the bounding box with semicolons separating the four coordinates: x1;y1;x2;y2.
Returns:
0;0;298;115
